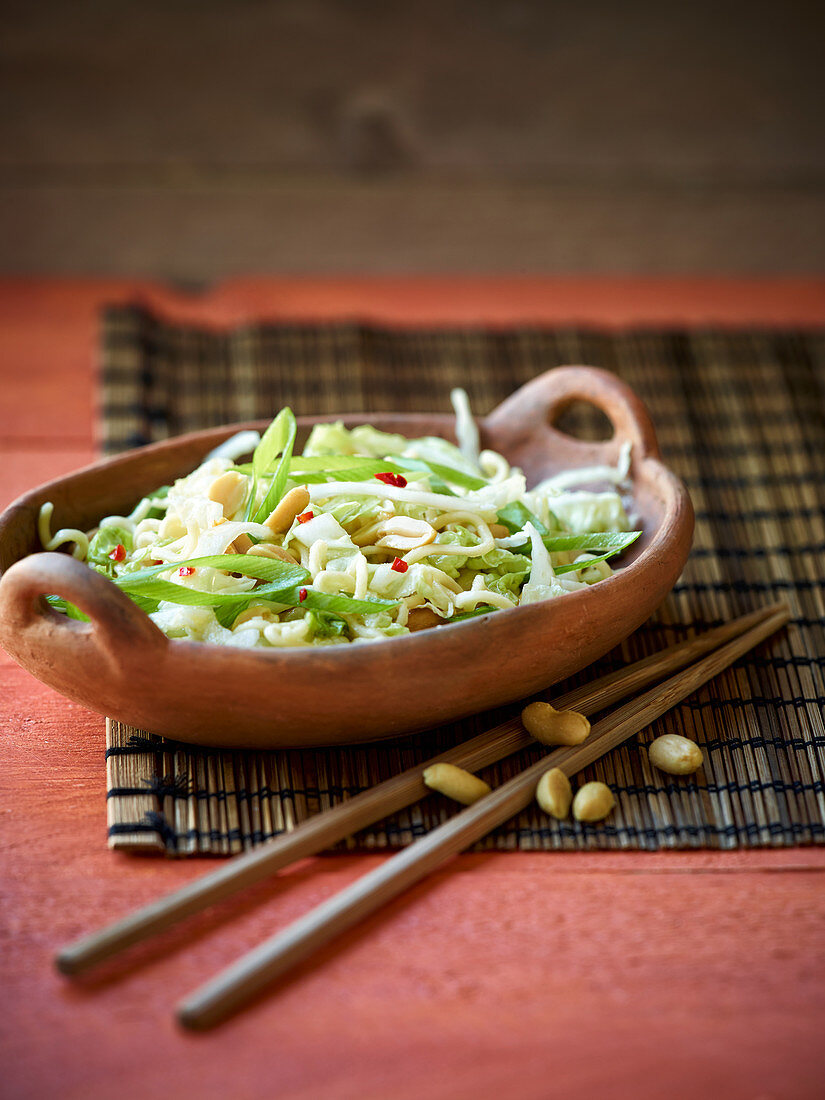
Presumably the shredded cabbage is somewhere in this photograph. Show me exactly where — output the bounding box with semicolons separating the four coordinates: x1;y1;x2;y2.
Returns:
38;389;640;647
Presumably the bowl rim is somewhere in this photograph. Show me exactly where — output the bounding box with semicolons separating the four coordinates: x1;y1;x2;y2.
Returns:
0;409;691;666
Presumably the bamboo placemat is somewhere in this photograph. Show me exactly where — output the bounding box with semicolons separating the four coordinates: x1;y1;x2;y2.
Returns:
101;310;825;853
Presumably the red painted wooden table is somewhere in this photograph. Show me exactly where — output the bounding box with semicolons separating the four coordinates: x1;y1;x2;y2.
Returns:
2;279;825;1100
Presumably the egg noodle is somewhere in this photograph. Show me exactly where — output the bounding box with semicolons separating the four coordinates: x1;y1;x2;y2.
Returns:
39;391;640;648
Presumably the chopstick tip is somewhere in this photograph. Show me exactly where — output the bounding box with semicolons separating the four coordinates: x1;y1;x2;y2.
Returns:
176;999;215;1032
54;948;82;977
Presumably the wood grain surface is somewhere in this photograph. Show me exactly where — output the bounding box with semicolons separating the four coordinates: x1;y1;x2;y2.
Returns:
2;279;825;1099
2;2;825;276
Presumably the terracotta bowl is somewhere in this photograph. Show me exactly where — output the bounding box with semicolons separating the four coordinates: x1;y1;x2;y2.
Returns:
0;367;693;748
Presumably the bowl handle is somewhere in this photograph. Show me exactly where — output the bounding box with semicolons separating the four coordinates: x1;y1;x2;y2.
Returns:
485;365;661;465
0;552;167;674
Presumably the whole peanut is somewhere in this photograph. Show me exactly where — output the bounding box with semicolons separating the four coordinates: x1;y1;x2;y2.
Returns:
521;701;591;747
407;608;442;632
264;486;311;534
246;543;299;563
423;763;491;805
231;605;272;628
535;768;573;819
572;782;615;823
208;471;248;517
228;533;253;554
648;734;704;775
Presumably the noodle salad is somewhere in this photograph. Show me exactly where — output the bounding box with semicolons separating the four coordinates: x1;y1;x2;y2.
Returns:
38;391;640;648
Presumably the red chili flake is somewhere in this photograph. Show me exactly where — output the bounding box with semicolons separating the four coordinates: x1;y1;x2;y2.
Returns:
178;566;195;577
108;543;126;562
375;472;407;488
297;511;314;524
390;557;408;573
298;587;308;602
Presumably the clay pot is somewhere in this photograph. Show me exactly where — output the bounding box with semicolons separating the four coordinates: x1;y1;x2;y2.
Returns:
0;367;693;747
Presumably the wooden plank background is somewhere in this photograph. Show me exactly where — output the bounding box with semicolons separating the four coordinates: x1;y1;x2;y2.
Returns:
1;0;824;277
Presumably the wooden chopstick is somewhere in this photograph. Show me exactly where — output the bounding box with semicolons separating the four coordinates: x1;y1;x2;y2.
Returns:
176;603;790;1029
55;601;787;978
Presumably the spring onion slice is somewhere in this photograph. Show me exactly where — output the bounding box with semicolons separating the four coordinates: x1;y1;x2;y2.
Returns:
281;589;399;615
539;531;640;553
113;554;309;618
216;589;399;628
113;554;308;590
552;538;641;575
496;501;549;535
115;578;307;609
246;408;297;522
288;457;412;484
446;607;494;622
504;530;642;558
391;456;487;491
287;454;485;492
45;595;89;621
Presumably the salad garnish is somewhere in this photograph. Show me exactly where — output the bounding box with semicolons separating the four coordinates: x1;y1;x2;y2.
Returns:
38;390;640;647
